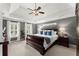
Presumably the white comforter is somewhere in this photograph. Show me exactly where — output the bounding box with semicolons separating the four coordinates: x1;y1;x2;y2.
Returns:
33;34;58;49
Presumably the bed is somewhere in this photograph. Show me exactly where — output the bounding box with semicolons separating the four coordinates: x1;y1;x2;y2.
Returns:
26;30;58;55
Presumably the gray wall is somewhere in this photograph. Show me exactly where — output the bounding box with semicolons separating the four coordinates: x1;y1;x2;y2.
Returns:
37;16;76;44
3;20;7;33
32;24;37;34
20;22;25;39
20;22;25;32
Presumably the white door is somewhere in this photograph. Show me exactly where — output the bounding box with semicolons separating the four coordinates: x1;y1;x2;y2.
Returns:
25;23;32;34
7;21;20;41
25;23;32;38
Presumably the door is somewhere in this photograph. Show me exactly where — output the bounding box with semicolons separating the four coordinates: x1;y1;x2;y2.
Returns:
7;21;20;41
25;23;32;35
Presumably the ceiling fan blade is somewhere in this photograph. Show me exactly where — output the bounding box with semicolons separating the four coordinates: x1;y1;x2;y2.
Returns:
39;11;45;14
37;6;41;10
27;8;33;11
29;12;33;14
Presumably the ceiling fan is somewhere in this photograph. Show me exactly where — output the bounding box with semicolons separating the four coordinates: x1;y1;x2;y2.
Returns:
27;3;45;16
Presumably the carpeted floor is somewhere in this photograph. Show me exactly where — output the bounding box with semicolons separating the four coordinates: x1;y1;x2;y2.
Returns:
0;40;76;56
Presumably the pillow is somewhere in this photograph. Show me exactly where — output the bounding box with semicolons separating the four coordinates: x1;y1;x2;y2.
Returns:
44;30;48;35
40;31;43;35
47;30;52;36
52;30;57;35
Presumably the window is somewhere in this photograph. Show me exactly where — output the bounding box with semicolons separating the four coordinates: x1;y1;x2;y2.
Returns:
10;22;18;37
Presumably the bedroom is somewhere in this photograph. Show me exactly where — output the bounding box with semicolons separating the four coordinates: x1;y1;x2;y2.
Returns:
0;3;77;56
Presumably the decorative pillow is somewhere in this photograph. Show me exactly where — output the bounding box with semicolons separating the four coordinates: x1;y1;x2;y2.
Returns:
40;31;43;35
47;30;52;36
44;30;48;35
52;30;56;35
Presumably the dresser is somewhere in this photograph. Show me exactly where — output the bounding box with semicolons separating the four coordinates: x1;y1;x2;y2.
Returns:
56;36;69;47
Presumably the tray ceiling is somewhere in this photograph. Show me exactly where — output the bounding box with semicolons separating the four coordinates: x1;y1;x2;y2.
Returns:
0;3;75;24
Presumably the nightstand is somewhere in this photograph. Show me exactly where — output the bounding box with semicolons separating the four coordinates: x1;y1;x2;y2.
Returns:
56;36;69;47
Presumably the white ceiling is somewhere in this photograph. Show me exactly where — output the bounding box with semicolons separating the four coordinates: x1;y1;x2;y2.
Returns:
0;3;76;24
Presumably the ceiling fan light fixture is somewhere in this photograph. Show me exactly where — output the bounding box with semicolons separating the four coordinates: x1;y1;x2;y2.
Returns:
27;3;45;16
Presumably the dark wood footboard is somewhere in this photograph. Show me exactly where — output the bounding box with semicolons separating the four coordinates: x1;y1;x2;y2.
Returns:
26;35;57;55
26;40;45;55
26;35;45;55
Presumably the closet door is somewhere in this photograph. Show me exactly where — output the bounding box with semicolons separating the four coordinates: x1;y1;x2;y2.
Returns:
76;3;79;56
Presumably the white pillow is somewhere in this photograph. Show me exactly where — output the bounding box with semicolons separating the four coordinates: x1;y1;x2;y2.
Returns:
52;30;56;35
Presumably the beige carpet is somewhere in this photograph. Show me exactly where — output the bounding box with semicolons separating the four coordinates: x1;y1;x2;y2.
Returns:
0;40;76;56
0;45;2;56
44;45;76;56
